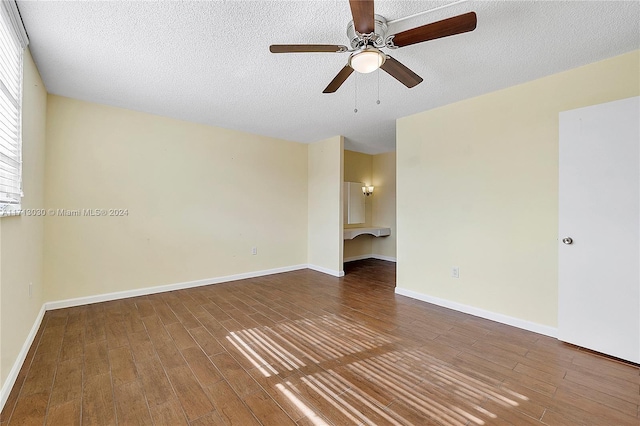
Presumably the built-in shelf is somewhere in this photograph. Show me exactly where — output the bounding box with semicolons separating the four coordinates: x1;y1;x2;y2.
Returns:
343;227;391;240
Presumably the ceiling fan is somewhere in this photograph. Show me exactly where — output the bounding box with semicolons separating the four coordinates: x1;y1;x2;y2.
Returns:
269;0;477;93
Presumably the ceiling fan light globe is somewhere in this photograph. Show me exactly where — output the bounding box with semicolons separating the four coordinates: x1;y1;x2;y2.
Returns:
349;49;385;74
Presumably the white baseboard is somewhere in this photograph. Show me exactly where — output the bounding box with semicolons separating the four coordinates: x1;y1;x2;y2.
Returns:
307;264;344;277
0;304;46;410
395;287;558;338
46;264;309;311
343;254;397;263
343;254;371;262
371;254;397;262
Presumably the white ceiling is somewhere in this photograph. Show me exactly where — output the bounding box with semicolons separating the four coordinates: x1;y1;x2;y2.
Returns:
17;1;640;154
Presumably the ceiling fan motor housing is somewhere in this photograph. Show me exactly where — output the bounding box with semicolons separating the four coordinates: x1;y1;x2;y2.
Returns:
347;14;388;49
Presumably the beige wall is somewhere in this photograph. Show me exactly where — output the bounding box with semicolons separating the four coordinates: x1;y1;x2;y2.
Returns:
308;136;343;275
43;96;308;301
343;150;373;259
397;50;640;328
372;152;396;260
1;50;47;384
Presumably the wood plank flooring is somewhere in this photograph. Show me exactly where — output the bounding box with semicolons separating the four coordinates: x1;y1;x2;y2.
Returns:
1;259;638;425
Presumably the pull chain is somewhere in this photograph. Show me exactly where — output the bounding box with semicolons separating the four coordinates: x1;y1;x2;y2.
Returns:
376;68;380;105
354;72;358;113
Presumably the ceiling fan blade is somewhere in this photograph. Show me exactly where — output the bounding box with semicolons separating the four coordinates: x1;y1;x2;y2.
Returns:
390;12;477;48
349;0;375;34
323;66;354;93
380;57;423;88
270;44;349;53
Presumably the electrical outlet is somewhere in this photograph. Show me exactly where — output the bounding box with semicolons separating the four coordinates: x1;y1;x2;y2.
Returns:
451;267;460;279
29;282;33;298
252;247;258;255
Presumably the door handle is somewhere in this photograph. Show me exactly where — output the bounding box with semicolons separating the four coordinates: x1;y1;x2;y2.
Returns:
562;237;573;245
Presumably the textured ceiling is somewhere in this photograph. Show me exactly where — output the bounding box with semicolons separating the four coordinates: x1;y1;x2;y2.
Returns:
17;1;640;154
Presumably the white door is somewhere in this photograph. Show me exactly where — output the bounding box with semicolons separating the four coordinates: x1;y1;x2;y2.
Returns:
558;96;639;363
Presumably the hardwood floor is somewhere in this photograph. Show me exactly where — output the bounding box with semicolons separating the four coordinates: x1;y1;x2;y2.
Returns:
1;259;638;425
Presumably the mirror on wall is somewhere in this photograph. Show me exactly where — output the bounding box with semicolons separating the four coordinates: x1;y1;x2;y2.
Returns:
344;182;365;224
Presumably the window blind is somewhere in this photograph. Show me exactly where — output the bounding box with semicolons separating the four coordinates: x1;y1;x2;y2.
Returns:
0;0;27;213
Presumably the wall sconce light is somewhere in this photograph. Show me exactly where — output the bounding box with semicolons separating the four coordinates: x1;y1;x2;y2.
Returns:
362;185;374;196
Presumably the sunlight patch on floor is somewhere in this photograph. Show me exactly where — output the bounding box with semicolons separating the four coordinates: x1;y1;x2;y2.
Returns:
227;315;531;425
276;382;330;426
